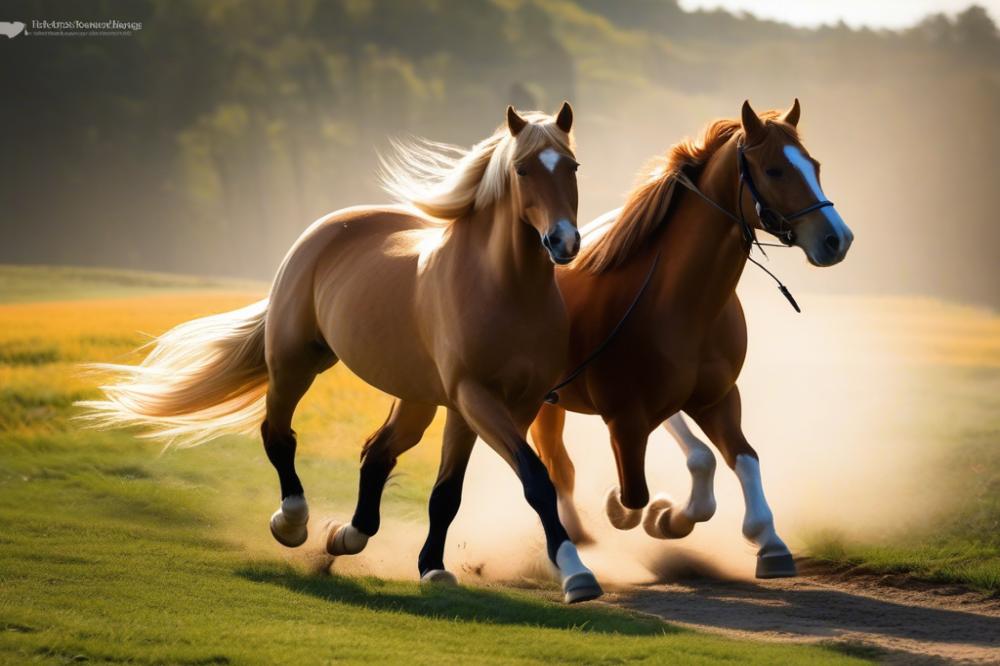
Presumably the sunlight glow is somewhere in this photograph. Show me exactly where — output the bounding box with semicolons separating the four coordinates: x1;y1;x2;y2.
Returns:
678;0;1000;30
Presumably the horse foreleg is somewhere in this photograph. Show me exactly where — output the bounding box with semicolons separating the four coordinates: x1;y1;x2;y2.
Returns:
643;413;718;539
455;382;601;604
603;416;650;531
417;408;476;584
529;403;591;544
690;387;796;578
326;399;436;557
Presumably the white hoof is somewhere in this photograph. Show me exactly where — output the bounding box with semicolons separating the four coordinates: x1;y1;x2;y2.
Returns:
556;541;602;604
269;494;309;548
604;486;642;530
643;494;686;539
325;522;369;556
420;569;458;586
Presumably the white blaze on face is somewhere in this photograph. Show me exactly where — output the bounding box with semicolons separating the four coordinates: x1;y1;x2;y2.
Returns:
538;147;562;173
782;144;825;200
782;144;851;246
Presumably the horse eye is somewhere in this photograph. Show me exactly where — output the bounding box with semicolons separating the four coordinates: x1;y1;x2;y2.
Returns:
765;167;783;178
516;165;528;176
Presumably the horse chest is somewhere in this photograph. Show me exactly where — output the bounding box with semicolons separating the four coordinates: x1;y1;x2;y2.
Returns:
442;307;565;401
472;321;560;375
583;341;700;419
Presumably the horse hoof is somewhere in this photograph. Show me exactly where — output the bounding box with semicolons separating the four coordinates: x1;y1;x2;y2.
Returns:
325;522;369;556
563;571;603;604
756;552;797;579
420;569;458;586
604;487;642;530
642;495;676;539
269;495;309;548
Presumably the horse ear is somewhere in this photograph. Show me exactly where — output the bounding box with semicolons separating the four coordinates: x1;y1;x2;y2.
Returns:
507;105;528;136
781;98;801;127
741;100;765;143
555;101;573;133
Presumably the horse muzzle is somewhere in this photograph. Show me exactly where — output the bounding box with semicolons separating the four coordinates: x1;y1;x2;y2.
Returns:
798;209;853;267
542;219;581;265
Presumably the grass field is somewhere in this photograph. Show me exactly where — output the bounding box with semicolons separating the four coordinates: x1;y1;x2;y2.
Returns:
793;302;1000;592
0;266;871;664
805;388;1000;590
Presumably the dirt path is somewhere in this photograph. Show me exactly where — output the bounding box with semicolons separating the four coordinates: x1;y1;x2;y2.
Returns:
605;564;1000;663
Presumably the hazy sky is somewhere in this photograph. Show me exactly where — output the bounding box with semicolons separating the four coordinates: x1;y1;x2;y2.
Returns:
678;0;1000;30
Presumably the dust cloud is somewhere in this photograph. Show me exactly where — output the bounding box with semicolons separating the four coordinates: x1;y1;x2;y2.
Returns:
280;274;996;588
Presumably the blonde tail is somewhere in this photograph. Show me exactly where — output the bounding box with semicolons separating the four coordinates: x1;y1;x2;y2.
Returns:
78;299;270;447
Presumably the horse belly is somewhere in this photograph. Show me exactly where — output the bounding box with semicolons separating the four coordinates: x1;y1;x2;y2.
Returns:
312;225;445;403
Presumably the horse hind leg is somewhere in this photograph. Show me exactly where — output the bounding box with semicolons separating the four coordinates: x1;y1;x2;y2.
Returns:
643;412;718;539
325;399;436;557
264;344;335;548
529;403;592;544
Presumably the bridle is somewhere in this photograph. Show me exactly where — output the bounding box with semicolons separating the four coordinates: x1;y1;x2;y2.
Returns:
672;139;837;314
736;143;835;249
543;138;834;404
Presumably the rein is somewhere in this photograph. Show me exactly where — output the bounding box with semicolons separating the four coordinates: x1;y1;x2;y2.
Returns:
544;252;661;405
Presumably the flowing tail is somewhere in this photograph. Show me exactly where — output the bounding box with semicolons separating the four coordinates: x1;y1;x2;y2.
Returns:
78;299;270;447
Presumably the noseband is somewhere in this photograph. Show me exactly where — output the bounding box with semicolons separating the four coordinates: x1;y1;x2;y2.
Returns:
737;144;835;247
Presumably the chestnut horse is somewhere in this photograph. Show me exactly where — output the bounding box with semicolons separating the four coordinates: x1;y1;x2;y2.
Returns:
420;100;852;580
532;99;854;578
83;103;604;603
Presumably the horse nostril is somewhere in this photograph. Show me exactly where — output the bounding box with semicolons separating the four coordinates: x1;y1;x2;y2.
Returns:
824;234;840;253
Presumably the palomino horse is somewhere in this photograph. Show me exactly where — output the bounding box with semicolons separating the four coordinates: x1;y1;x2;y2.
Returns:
427;100;852;579
534;99;853;577
83;103;604;603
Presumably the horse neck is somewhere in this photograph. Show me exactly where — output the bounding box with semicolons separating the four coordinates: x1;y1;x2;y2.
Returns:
466;198;554;295
652;137;749;323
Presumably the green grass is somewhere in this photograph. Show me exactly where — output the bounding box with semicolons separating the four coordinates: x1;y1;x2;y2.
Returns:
0;265;866;665
805;409;1000;591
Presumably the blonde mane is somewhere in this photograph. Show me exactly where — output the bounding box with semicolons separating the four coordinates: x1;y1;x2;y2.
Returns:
380;111;575;222
576;111;793;273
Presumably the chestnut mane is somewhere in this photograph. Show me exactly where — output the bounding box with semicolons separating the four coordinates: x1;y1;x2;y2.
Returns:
576;111;794;273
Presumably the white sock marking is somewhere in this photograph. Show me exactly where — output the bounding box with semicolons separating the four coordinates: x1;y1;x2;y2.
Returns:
734;454;789;556
555;540;590;581
663;415;717;523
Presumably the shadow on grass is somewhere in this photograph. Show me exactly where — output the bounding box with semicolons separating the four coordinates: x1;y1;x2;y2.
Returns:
623;576;1000;648
237;563;674;636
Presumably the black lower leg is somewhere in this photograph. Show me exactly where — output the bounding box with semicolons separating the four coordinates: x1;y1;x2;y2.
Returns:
350;429;397;537
418;473;466;575
515;445;570;563
261;421;303;499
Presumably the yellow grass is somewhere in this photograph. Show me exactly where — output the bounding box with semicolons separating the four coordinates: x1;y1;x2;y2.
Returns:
0;292;446;468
